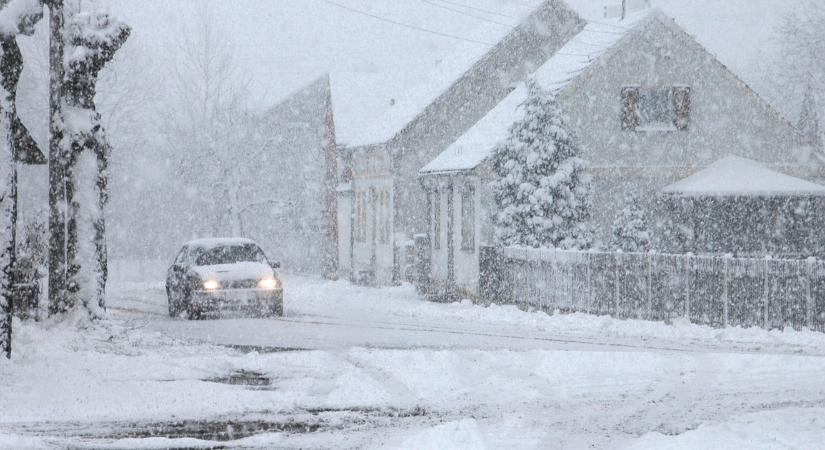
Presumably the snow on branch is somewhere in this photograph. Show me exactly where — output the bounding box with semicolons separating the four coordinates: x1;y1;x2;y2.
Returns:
0;0;42;37
64;11;129;70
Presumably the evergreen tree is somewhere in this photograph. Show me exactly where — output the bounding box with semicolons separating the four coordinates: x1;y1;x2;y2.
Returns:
490;81;594;250
798;81;824;164
610;194;651;252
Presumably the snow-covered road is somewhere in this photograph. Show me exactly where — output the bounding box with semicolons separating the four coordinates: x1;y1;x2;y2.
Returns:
111;275;825;356
2;275;825;449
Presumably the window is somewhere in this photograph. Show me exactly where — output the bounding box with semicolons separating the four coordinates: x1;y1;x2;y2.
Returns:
433;189;441;250
640;88;674;128
622;86;691;131
195;244;267;266
461;186;475;252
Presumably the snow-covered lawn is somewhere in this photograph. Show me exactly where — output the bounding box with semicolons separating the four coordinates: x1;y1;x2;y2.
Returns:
2;275;825;448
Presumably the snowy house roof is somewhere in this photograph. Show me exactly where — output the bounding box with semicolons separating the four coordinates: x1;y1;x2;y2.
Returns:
345;0;546;148
329;72;409;146
420;9;656;175
661;156;825;197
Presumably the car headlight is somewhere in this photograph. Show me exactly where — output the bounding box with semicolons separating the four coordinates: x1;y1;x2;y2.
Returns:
258;278;279;290
203;279;220;290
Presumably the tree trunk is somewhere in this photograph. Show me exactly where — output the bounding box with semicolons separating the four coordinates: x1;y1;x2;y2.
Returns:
61;9;129;317
0;38;18;358
94;141;109;310
47;0;69;315
0;0;44;357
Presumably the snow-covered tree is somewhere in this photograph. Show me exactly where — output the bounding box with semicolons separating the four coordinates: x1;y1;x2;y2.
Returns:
798;82;824;163
610;194;650;252
490;81;594;250
163;3;256;238
0;0;42;358
757;3;825;167
60;9;129;317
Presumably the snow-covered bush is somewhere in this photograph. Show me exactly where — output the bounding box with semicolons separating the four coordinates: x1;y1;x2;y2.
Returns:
490;81;594;249
610;194;651;252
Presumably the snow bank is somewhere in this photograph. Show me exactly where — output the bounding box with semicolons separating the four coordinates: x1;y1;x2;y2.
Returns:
624;407;825;449
289;276;825;354
380;419;486;450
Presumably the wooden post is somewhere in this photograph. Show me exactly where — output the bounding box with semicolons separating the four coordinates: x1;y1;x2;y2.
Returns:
647;252;653;321
723;255;729;327
47;0;68;315
614;252;620;317
445;181;455;300
763;257;769;329
807;257;815;330
586;252;592;314
684;253;691;320
322;77;339;280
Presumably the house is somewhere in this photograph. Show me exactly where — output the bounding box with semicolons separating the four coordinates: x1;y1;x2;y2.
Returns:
336;0;585;285
418;8;815;298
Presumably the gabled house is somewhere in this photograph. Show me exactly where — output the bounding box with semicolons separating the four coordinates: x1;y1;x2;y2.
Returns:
336;0;585;285
418;9;814;297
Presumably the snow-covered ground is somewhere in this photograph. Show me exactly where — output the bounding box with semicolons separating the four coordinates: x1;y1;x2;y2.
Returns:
2;274;825;449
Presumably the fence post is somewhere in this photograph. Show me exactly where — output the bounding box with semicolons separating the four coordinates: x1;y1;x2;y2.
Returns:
807;257;815;330
685;253;692;320
567;255;576;312
723;254;730;328
586;252;592;314
614;252;620;317
647;252;653;320
763;256;769;329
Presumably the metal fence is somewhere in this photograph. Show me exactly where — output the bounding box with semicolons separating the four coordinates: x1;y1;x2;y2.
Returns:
479;247;825;332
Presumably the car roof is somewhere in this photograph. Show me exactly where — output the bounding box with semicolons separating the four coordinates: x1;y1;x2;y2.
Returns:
183;237;259;250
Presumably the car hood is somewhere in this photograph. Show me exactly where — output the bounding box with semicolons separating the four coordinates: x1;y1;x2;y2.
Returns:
191;262;274;282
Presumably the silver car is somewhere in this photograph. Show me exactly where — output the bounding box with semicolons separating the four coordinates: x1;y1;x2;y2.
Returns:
166;238;283;319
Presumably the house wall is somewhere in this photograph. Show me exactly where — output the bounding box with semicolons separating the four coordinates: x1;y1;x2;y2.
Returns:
422;173;489;296
350;147;395;285
392;0;585;242
555;16;808;243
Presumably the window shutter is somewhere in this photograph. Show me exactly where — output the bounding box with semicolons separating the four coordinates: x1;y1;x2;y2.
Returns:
672;86;691;130
621;87;641;130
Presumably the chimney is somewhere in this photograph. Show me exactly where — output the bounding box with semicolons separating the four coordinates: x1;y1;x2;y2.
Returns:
604;0;651;19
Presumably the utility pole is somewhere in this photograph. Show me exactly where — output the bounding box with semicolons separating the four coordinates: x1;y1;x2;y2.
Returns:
322;76;339;280
621;0;627;20
46;0;68;315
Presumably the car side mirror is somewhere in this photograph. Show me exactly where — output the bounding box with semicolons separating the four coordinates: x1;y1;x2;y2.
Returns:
270;261;281;270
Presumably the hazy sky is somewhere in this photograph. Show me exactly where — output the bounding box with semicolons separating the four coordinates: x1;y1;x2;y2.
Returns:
103;0;804;111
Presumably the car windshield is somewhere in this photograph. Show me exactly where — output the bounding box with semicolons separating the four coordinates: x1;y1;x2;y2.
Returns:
194;244;267;266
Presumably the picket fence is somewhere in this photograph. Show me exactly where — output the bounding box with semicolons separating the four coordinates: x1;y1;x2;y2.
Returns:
478;247;825;332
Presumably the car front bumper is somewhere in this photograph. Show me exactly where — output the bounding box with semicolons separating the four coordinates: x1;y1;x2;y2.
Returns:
191;288;283;317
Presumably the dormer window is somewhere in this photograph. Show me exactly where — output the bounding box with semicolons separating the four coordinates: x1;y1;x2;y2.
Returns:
622;86;691;131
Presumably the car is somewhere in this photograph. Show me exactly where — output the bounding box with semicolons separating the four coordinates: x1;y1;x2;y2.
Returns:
166;238;283;319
